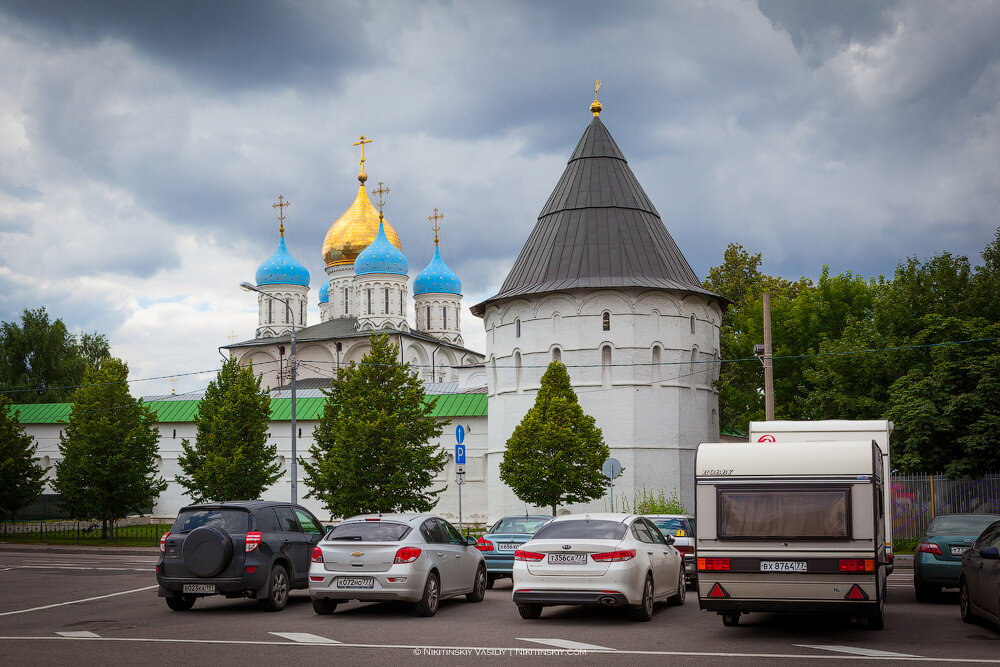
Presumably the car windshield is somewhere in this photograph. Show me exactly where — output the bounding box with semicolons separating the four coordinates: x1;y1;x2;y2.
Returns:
927;515;998;535
651;518;690;537
533;519;627;541
327;521;411;541
171;509;249;534
490;517;550;534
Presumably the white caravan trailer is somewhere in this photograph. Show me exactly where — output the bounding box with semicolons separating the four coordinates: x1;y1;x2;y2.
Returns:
749;420;895;572
696;440;887;629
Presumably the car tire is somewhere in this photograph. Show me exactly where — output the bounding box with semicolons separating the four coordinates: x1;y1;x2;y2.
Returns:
312;597;337;615
517;603;542;619
667;567;686;606
914;581;940;602
259;564;290;612
165;595;196;611
486;574;496;590
722;613;740;627
960;578;977;624
466;564;487;602
629;574;654;622
415;572;440;617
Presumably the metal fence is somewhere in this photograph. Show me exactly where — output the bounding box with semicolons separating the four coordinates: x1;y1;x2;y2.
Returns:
891;473;1000;540
0;519;168;546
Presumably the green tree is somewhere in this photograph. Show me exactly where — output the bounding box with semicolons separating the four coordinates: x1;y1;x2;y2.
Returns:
0;307;109;404
0;394;48;520
302;334;447;518
499;361;609;516
53;357;166;537
175;358;282;502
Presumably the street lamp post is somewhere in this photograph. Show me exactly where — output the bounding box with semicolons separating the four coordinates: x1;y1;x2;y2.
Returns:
240;281;298;504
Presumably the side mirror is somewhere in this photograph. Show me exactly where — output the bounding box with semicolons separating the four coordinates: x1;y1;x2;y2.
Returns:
982;546;999;560
665;535;675;545
466;535;478;546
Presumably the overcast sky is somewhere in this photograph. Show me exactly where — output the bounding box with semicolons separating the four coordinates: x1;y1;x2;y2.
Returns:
2;0;999;397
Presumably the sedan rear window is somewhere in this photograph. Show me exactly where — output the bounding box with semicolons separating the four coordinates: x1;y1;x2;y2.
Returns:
171;509;249;534
927;515;998;535
327;521;411;542
532;520;627;541
490;517;550;534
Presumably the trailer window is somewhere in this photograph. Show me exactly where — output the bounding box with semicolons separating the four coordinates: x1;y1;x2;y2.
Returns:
717;486;851;540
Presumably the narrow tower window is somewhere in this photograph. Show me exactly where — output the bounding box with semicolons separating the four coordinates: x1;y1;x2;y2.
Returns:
553;347;562;363
400;292;404;315
652;345;661;383
515;319;521;338
601;345;612;387
427;305;432;329
367;288;372;315
442;306;447;329
384;288;390;314
300;301;304;325
515;351;522;390
267;300;272;323
690;315;696;334
343;287;349;316
602;311;610;331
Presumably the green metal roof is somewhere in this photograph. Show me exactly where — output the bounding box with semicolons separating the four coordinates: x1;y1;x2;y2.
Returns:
6;393;488;424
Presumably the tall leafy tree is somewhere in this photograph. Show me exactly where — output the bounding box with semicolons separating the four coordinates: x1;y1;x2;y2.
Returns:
302;334;446;518
54;357;166;537
0;395;48;520
0;307;109;404
499;361;609;516
175;358;282;502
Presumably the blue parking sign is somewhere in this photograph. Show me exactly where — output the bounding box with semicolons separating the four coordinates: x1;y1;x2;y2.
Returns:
455;444;466;465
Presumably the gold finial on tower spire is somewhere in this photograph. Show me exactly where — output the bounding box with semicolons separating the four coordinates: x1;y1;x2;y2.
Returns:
273;195;290;236
169;376;177;395
353;135;373;184
372;181;390;218
591;79;603;116
428;208;444;247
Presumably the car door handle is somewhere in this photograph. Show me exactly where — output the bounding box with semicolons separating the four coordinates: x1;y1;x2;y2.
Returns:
437;552;445;557
282;539;291;544
647;551;654;555
455;554;462;558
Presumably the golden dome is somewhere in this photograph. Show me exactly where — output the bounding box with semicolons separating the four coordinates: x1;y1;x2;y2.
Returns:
322;182;402;266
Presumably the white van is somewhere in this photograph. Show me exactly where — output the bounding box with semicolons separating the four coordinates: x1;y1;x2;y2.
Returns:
695;440;887;629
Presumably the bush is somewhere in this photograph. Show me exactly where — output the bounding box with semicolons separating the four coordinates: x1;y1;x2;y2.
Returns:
615;487;687;515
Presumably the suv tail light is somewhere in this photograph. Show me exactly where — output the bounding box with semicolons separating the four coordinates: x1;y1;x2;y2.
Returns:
245;531;263;552
592;549;636;562
838;558;875;572
311;547;324;563
675;545;694;555
698;557;731;571
394;547;422;564
917;542;942;556
159;531;169;552
513;549;544;562
475;537;494;552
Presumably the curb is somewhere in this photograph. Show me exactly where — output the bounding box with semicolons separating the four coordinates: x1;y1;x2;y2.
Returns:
0;543;158;556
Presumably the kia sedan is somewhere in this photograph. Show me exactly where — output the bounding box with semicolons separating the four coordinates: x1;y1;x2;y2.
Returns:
960;519;1000;626
512;513;686;622
475;515;551;588
309;514;486;617
914;513;998;601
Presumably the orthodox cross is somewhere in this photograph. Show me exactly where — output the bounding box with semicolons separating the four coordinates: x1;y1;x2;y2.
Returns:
229;330;237;344
372;181;390;215
353;135;373;169
595;79;601;97
169;376;177;395
428;207;444;246
273;195;289;236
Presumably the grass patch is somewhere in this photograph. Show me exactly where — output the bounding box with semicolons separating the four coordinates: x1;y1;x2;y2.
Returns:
1;522;166;547
893;538;918;555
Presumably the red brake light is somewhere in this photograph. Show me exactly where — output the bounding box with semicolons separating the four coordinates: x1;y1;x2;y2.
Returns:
394;547;422;564
475;537;494;552
838;558;875;572
365;518;381;521
698;557;730;571
311;546;324;563
245;531;263;553
514;549;544;562
159;531;169;552
675;545;694;555
591;549;636;562
917;542;942;556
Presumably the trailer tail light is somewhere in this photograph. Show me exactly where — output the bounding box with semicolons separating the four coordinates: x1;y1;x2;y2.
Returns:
838;559;875;572
475;537;494;552
245;531;263;552
698;558;731;571
916;542;942;556
311;547;324;563
394;547;422;564
708;583;729;598
159;531;169;552
592;549;636;562
845;584;868;600
514;549;544;562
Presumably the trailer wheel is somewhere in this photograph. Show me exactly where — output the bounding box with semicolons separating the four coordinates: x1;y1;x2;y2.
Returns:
722;612;740;627
867;598;885;630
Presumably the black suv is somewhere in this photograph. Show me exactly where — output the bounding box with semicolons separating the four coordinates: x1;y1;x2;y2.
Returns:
156;501;325;612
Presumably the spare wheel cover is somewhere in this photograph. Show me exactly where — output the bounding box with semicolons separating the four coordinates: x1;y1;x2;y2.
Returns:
182;526;234;577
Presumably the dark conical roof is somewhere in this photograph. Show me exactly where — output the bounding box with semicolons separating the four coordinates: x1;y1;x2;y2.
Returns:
472;114;723;316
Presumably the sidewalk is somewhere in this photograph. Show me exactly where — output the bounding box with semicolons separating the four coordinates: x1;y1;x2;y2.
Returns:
0;542;158;556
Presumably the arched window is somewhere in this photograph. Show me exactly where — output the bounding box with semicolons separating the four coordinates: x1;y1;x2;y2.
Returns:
553;313;561;336
601;345;612;387
367;288;373;315
602;312;610;331
267;300;272;323
490;355;497;394
690;315;696;334
515;318;521;338
652;309;660;331
400;292;404;315
426;305;431;329
384;288;390;314
652;345;661;384
343;287;349;316
515;351;522;390
553;347;562;363
690;348;698;389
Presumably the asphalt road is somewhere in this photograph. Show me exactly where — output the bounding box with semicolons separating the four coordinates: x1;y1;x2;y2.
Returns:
0;546;998;666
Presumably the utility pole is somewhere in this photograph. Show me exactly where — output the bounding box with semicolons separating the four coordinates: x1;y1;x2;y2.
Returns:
763;292;775;420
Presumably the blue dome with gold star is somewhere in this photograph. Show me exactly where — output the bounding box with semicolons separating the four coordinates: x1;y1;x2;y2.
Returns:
318;279;330;304
414;246;461;295
354;218;408;276
255;236;310;287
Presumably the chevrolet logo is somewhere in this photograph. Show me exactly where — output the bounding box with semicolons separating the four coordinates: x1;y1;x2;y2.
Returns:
351;552;364;557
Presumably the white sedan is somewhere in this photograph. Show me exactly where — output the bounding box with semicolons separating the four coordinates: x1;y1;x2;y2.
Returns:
512;513;686;621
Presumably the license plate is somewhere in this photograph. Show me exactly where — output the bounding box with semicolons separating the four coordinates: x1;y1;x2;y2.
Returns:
497;542;520;551
337;577;375;589
760;561;807;572
182;584;216;594
547;553;586;564
951;546;969;556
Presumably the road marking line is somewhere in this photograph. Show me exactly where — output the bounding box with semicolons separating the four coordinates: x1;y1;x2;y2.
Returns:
56;631;100;638
9;565;150;572
0;585;157;617
797;645;918;658
269;632;340;644
517;638;615;651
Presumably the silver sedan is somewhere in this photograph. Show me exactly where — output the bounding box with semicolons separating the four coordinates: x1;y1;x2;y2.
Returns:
308;513;486;616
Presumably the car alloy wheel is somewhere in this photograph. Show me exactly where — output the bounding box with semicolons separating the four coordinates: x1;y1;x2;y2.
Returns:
312;598;338;615
415;572;440;617
630;575;654;622
260;565;289;612
467;565;487;602
517;603;542;619
668;567;686;605
960;579;976;624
